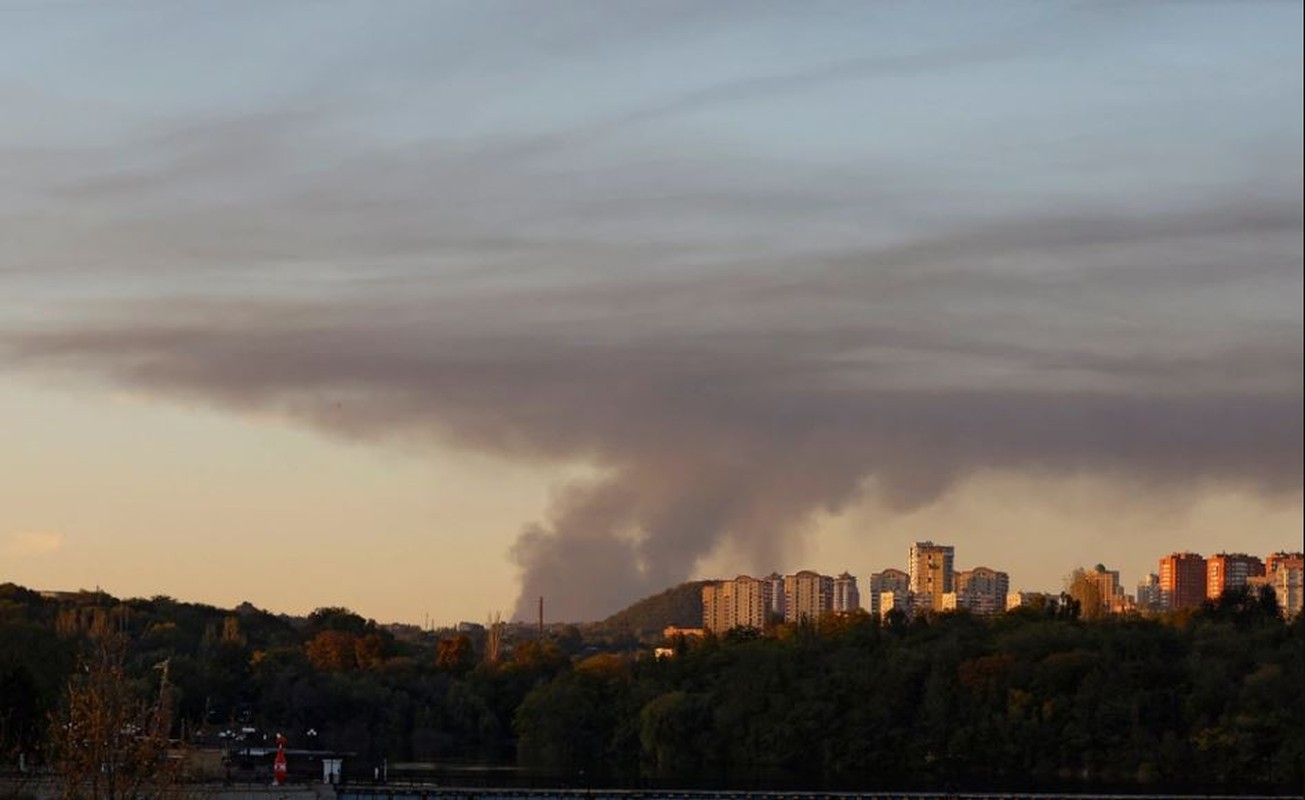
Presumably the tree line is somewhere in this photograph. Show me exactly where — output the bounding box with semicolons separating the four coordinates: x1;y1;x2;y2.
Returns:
1;582;1300;793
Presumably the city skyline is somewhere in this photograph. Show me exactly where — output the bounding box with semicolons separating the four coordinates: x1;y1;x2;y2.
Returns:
1;2;1301;625
10;538;1301;627
700;543;1302;633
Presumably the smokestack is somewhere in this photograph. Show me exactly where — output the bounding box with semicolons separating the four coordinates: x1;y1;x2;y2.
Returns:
538;596;544;639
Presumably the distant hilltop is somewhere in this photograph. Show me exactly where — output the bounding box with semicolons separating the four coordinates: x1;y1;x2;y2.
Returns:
594;580;709;636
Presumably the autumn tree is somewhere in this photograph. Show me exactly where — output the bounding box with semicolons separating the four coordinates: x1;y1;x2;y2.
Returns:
305;629;358;671
219;615;246;647
49;632;180;800
354;632;388;669
1066;568;1105;621
436;634;475;676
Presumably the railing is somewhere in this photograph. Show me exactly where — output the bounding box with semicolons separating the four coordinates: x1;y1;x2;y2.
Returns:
335;789;1303;800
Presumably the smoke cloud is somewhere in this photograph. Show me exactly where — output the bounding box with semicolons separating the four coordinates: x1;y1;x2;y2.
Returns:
4;197;1300;619
1;1;1300;619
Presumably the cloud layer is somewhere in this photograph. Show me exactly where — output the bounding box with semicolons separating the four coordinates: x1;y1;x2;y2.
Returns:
1;2;1300;619
5;197;1300;618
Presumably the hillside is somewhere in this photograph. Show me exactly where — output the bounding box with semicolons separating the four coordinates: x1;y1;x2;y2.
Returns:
597;580;707;636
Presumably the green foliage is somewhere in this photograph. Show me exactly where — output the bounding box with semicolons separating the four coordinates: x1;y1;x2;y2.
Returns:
1;581;1299;792
510;607;1302;791
0;616;74;759
305;607;369;636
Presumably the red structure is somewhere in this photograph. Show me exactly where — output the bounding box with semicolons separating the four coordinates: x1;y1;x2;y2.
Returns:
1206;553;1266;600
1267;551;1305;575
273;733;288;785
1159;552;1207;610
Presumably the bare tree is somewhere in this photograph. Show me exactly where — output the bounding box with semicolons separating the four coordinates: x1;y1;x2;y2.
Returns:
484;611;504;666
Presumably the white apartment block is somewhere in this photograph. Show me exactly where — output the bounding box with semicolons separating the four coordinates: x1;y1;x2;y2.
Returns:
954;566;1010;616
784;570;834;622
702;574;774;633
879;589;914;618
1273;560;1303;618
868;569;910;618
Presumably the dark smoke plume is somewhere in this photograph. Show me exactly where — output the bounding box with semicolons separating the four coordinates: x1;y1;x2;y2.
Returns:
1;8;1300;618
4;198;1300;619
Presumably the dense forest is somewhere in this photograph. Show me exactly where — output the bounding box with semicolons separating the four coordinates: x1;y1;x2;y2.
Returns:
1;581;1300;793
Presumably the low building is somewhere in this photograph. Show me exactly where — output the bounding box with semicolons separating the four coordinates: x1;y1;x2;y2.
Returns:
662;626;707;640
1006;591;1061;613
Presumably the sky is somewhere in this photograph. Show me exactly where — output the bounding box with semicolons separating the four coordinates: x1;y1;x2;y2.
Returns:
1;1;1301;625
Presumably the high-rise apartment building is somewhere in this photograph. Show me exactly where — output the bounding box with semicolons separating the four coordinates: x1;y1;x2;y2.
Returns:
702;582;727;633
880;589;914;618
1205;553;1266;600
1084;564;1130;614
783;570;834;622
701;574;774;633
832;572;861;613
1136;573;1163;612
734;574;773;630
909;541;954;610
1272;560;1303;618
1158;552;1207;610
954;566;1010;616
765;572;786;620
1261;552;1304;618
868;569;910;617
1266;551;1304;577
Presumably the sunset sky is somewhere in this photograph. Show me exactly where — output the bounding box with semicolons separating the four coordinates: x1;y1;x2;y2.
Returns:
1;2;1301;625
